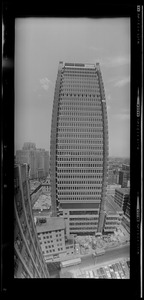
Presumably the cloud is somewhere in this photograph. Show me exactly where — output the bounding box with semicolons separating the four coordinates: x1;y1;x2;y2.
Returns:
114;77;130;87
40;77;52;91
100;56;130;68
89;46;102;52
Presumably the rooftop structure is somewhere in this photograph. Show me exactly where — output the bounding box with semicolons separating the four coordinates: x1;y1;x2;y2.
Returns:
36;217;65;233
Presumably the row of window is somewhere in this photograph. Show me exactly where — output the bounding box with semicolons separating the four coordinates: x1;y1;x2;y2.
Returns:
58;191;101;195
57;157;103;162
57;186;102;190
57;147;103;151
70;217;98;221
61;89;100;94
104;227;116;230
45;245;55;249
57;131;103;136
44;247;63;254
62;75;99;80
62;70;98;74
61;86;100;92
57;163;103;167
41;234;52;238
58;123;102;127
58;119;102;124
57;151;103;155
63;68;98;72
69;226;97;230
59;99;102;104
57;181;102;185
70;231;95;235
57;133;103;138
62;74;98;78
57;175;103;179
105;222;119;226
69;222;98;226
106;216;119;220
69;211;99;215
58;113;102;118
57;169;103;173
59;197;101;201
59;105;101;110
61;82;100;88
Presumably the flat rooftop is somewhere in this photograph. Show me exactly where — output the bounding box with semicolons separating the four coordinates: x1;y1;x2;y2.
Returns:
30;180;41;193
115;188;130;195
105;198;123;214
36;217;65;233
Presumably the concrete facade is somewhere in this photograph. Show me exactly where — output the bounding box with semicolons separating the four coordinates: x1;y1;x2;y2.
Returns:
104;197;123;233
14;163;49;278
114;188;130;214
50;62;109;235
36;217;74;262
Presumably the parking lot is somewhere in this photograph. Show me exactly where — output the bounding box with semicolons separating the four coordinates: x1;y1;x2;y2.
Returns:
71;258;130;279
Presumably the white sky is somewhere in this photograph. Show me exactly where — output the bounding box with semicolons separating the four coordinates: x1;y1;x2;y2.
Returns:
15;18;130;157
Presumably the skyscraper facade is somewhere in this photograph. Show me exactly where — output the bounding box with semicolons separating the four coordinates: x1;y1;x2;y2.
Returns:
14;163;49;278
50;62;109;235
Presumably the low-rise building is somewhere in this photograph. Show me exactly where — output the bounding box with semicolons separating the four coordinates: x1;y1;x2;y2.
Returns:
119;170;130;188
107;184;121;196
103;198;123;234
114;188;130;214
36;217;74;262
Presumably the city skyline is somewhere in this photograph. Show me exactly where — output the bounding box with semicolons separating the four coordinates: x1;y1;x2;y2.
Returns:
15;18;130;157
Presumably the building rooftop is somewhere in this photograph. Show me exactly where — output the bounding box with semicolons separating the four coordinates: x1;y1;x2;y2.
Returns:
107;184;121;189
105;198;123;214
115;188;130;195
33;194;51;210
36;217;65;233
30;180;41;193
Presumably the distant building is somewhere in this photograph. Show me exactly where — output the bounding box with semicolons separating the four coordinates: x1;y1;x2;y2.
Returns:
16;143;49;180
119;164;130;188
108;170;119;185
122;164;130;171
14;163;49;278
22;142;36;150
114;188;130;214
103;197;123;234
36;217;74;263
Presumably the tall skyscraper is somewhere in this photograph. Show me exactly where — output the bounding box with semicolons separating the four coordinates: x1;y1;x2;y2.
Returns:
14;163;49;278
50;62;109;235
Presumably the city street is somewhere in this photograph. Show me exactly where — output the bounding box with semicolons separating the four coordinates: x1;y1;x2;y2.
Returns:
59;244;130;277
81;244;129;269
